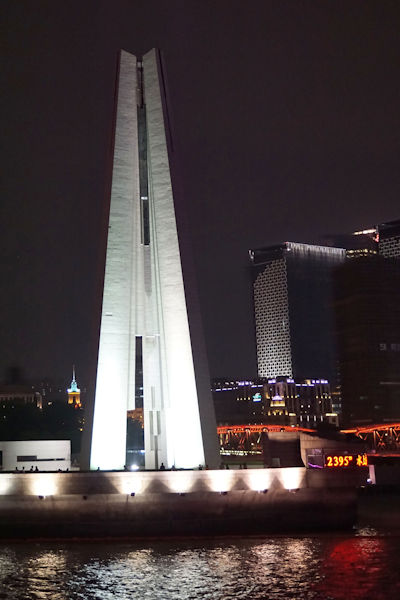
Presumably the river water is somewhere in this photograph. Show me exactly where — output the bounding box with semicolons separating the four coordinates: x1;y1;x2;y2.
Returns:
0;528;399;599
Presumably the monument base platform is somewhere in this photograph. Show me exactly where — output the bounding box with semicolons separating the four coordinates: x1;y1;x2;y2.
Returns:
0;468;364;539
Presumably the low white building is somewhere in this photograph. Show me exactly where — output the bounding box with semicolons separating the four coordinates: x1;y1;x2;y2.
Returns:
0;440;71;471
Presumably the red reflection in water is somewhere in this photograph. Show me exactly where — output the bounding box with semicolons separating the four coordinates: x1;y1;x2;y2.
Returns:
313;537;387;600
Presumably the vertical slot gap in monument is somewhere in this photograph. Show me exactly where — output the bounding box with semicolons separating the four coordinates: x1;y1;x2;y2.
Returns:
126;337;145;469
137;60;150;246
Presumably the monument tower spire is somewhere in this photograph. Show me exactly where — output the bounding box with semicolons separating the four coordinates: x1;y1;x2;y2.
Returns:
86;49;219;471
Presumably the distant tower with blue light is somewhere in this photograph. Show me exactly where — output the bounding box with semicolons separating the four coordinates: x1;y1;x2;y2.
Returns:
67;366;81;409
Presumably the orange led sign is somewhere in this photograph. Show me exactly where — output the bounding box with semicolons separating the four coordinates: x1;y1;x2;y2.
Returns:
324;454;368;468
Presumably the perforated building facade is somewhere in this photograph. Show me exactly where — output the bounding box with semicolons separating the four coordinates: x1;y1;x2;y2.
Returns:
378;219;400;259
250;243;345;383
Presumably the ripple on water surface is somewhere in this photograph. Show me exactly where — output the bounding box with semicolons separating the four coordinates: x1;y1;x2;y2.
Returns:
1;532;400;600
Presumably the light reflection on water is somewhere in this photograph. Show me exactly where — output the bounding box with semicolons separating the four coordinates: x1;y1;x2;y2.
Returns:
0;531;400;600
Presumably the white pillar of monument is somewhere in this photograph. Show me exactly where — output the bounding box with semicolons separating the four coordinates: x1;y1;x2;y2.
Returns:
88;49;219;471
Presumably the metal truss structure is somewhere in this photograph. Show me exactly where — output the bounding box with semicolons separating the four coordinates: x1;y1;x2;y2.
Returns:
218;424;314;454
218;423;400;454
342;423;400;452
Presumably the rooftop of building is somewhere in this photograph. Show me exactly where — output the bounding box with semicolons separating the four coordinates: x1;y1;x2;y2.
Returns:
212;376;330;390
249;241;346;266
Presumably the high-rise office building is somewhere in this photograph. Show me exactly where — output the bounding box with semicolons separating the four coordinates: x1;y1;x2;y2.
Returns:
378;218;400;259
250;242;345;383
85;50;219;471
333;254;400;426
322;218;400;425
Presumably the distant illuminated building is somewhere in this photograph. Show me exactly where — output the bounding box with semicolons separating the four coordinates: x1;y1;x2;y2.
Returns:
325;219;400;260
0;386;42;409
212;377;338;428
212;379;266;424
264;377;338;427
127;408;144;428
67;367;81;409
31;379;66;407
324;228;378;258
249;242;345;384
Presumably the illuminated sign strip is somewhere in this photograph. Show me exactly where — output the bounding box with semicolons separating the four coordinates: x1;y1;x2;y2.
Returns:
324;454;368;468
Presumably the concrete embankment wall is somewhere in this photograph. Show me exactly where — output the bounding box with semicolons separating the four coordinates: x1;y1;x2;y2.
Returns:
0;468;359;538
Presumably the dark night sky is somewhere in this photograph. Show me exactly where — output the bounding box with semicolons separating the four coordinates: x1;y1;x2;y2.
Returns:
1;0;400;389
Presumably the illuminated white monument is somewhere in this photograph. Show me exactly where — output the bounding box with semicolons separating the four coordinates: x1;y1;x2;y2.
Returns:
89;49;219;470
